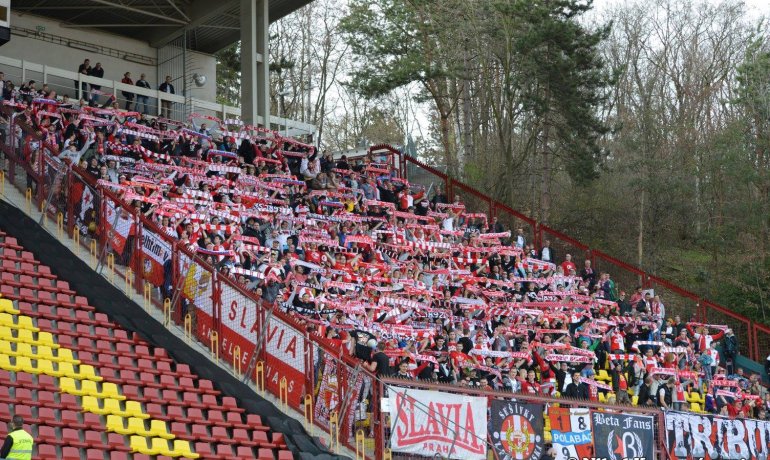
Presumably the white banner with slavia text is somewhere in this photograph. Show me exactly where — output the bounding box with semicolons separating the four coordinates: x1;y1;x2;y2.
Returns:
388;386;488;460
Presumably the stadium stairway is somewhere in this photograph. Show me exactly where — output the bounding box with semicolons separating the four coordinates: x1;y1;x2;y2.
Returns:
0;198;350;459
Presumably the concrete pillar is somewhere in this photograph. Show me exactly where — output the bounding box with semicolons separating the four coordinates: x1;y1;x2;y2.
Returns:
240;0;270;127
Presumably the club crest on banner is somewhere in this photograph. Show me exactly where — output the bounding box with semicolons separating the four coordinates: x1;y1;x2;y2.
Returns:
592;411;654;460
490;399;544;460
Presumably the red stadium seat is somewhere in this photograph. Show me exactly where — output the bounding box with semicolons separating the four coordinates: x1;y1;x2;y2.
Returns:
186;408;206;424
86;448;105;460
225;411;249;430
233;428;257;447
190;424;215;443
107;433;130;451
258;447;276;460
222;396;244;413
62;428;88;448
37;425;60;445
33;444;59;459
211;426;236;444
84;430;103;448
83;412;102;430
39;408;64;427
60;410;86;429
182;392;205;409
216;444;235;459
237;446;257;458
61;446;81;460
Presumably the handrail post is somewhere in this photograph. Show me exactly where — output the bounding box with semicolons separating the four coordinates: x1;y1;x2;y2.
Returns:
143;283;151;311
90;240;97;267
303;394;314;434
233;345;241;377
355;429;366;460
107;253;115;284
183;313;192;342
163;298;171;326
255;361;265;393
329;410;339;453
72;227;80;255
210;331;219;363
125;268;133;294
57;212;63;239
279;376;288;412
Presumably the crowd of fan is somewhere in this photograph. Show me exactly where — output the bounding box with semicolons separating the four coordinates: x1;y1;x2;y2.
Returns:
2;83;770;422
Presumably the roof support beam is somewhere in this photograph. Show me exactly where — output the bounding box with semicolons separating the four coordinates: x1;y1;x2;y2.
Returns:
61;23;181;28
86;0;188;25
241;0;270;127
147;0;239;48
166;0;191;22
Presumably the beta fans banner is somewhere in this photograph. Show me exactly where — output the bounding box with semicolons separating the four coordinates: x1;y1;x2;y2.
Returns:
592;411;655;460
665;410;770;460
388;386;487;460
549;407;594;460
489;399;545;460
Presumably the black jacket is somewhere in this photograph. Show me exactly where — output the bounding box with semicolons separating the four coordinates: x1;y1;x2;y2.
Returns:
564;382;589;400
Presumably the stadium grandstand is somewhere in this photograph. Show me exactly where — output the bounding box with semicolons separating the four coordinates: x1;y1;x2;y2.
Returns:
1;1;770;460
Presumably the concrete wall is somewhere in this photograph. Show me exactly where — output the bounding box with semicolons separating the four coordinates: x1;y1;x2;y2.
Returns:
1;12;216;102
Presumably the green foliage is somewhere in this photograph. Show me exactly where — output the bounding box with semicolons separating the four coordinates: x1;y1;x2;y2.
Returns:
215;42;241;106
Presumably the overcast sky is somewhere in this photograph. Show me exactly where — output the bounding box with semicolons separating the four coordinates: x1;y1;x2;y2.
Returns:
592;0;769;17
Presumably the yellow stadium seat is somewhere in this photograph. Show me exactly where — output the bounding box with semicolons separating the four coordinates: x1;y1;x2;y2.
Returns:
13;343;34;358
127;417;150;436
0;355;20;372
36;359;61;377
76;364;102;382
152;438;181;457
632;395;639;406
103;398;125;416
106;415;131;435
16;316;38;332
16;329;58;348
149;420;174;440
15;356;37;374
627;387;635;396
124;401;149;419
598;392;607;403
0;313;14;327
0;341;13;356
172;440;199;459
82;396;108;415
131;436;161;456
596;369;611;382
690;402;702;413
101;382;126;401
0;326;15;342
0;299;19;314
54;348;80;365
79;380;100;397
59;377;81;395
57;362;79;379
